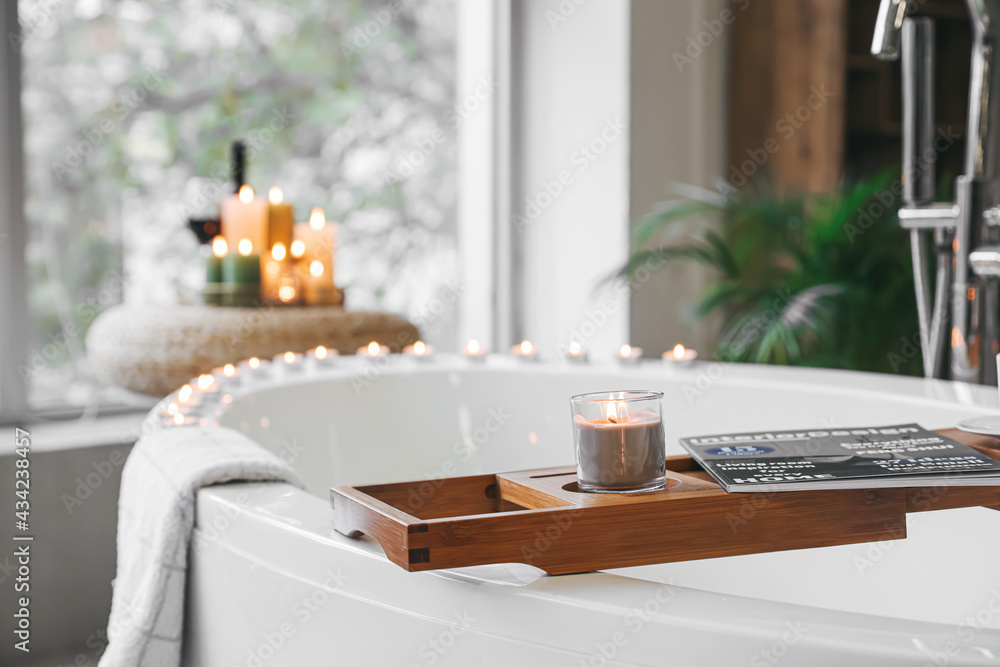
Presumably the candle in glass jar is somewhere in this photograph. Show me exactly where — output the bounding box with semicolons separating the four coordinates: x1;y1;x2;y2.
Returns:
571;391;666;493
224;239;262;284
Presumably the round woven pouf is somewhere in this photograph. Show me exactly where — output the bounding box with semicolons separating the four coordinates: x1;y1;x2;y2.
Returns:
86;305;420;397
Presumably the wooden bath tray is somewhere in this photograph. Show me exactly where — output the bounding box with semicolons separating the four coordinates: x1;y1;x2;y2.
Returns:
331;429;1000;575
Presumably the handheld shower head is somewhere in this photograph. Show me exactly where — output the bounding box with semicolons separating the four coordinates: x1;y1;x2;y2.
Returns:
871;0;909;60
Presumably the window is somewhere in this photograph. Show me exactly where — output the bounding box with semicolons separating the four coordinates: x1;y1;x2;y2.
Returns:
15;0;460;412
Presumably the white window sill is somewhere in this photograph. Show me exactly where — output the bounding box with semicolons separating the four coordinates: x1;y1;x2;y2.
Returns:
2;412;146;456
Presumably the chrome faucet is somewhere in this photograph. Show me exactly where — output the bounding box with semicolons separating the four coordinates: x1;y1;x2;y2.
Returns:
873;0;1000;385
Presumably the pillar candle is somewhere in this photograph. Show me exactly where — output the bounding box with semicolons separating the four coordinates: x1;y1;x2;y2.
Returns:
223;238;262;284
222;185;268;259
204;236;227;306
206;236;227;283
267;187;294;253
293;207;337;305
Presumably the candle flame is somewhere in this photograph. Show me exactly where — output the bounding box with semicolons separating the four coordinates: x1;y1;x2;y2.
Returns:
248;357;260;369
223;364;235;377
367;341;381;356
173;413;185;425
178;384;193;403
309;207;326;230
413;341;426;355
283;351;296;364
619;344;632;357
268;187;283;204
290;240;305;258
166;402;178;415
278;285;296;302
519;340;533;354
309;260;323;277
466;339;480;354
271;243;287;261
673;344;686;359
603;392;629;424
197;374;214;390
238;238;253;256
315;345;328;360
568;341;582;355
212;236;228;258
239;185;254;204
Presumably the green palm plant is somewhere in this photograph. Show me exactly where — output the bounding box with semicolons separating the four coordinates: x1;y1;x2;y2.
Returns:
624;173;921;375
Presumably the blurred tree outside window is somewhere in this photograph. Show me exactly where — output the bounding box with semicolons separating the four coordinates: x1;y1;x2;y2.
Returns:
18;0;459;411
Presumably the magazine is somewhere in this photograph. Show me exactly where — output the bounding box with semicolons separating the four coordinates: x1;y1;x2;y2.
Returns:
679;423;1000;492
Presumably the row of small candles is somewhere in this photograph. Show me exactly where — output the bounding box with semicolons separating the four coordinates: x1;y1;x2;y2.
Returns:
162;340;697;426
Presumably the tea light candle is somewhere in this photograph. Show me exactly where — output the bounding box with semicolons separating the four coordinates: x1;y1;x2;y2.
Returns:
267;187;294;253
615;344;643;364
662;343;698;366
195;373;218;393
307;345;338;368
564;341;588;363
273;351;304;373
357;341;387;357
222;185;268;256
571;391;667;493
511;340;539;361
213;363;240;387
461;339;487;362
237;356;268;379
403;340;434;360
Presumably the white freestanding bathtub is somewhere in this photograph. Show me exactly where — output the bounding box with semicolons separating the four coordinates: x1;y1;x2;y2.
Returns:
152;355;1000;666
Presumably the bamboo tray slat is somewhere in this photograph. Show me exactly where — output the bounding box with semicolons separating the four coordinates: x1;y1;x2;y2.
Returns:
331;428;1000;575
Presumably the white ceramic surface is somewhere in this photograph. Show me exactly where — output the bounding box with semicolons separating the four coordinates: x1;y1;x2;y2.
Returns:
156;357;1000;666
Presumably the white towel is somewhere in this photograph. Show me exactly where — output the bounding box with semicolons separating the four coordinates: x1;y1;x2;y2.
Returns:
100;426;304;667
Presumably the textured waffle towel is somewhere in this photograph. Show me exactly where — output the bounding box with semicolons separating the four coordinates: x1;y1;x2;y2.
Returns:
99;426;304;667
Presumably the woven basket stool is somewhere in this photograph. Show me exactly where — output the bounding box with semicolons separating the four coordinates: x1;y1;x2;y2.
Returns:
85;304;420;397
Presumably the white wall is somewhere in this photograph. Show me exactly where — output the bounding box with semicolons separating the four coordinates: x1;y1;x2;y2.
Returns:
503;0;726;360
629;0;727;356
508;0;632;358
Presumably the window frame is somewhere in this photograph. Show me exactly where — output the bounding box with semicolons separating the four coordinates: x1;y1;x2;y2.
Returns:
0;0;29;426
1;0;509;424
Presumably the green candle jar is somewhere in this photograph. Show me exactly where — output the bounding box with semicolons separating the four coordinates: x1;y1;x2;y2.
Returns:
223;239;262;284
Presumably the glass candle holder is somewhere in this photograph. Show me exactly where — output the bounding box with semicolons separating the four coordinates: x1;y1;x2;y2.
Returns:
570;390;666;493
